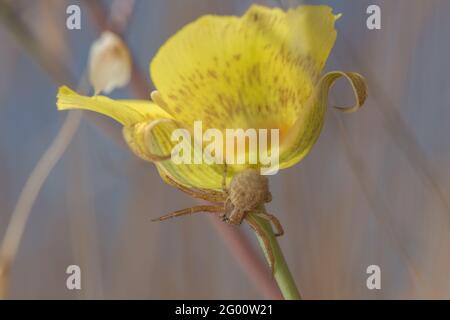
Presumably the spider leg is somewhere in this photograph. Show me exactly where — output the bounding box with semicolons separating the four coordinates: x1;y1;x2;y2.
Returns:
245;216;275;276
254;212;284;237
152;205;224;222
163;174;226;202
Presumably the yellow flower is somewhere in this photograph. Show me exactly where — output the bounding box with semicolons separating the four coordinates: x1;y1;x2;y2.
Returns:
57;4;367;190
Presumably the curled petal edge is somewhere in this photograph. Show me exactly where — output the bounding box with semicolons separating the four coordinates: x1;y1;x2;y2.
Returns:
331;72;368;113
123;118;177;162
278;71;368;170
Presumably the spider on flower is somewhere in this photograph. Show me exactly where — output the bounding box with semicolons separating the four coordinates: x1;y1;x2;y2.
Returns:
152;164;284;272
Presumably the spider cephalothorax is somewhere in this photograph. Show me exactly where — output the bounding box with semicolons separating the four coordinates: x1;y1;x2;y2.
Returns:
152;166;284;272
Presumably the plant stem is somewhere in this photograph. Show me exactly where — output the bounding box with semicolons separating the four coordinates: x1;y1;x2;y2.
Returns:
248;213;301;300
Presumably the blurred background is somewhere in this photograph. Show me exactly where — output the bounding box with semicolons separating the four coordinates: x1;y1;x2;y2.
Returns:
0;0;449;299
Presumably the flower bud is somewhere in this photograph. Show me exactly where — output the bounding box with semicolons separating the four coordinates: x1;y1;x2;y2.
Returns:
88;31;131;94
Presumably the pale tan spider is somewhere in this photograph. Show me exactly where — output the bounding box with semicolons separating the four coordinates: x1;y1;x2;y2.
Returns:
152;165;284;272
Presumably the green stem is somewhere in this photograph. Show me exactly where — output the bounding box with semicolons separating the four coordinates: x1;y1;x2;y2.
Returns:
248;213;301;300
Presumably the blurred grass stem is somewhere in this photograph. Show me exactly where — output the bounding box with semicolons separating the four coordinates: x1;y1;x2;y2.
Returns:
0;107;84;299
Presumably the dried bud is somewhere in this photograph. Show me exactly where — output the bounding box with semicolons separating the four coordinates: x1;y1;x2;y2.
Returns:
88;31;131;94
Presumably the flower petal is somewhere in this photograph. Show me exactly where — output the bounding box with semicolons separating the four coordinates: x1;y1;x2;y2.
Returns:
150;5;339;135
277;71;368;170
57;86;227;190
124;119;228;190
57;86;172;126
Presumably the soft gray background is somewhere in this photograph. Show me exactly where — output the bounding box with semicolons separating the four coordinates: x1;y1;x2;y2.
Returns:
1;0;449;299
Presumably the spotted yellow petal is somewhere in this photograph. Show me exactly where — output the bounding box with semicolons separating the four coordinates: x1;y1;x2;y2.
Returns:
278;71;368;170
150;4;339;138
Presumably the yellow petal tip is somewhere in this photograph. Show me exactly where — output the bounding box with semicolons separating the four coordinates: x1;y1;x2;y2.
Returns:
56;86;76;111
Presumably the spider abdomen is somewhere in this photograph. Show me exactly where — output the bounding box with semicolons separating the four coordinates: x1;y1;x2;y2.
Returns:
228;169;272;212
